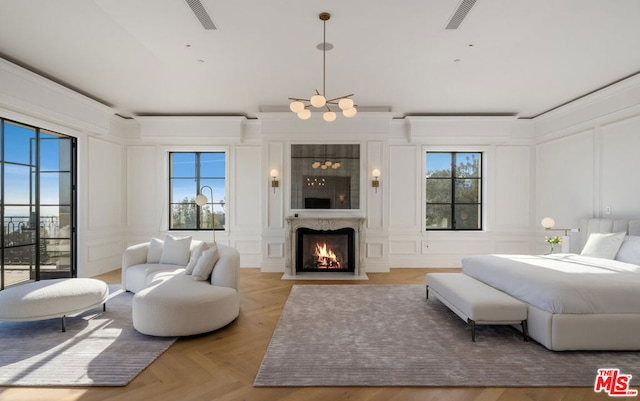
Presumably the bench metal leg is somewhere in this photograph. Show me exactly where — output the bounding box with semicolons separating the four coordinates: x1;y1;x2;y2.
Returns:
521;320;528;341
61;315;66;332
425;285;429;299
468;319;476;342
103;302;106;312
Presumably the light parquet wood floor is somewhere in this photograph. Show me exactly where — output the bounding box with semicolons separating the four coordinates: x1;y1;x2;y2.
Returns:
0;268;622;401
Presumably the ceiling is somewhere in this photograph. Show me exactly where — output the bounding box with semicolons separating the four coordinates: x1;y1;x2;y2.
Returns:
1;0;639;120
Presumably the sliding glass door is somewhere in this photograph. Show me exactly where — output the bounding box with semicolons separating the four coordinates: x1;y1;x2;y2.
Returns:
1;119;77;289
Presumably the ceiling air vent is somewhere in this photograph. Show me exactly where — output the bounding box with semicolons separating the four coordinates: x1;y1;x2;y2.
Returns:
445;0;477;30
185;0;217;30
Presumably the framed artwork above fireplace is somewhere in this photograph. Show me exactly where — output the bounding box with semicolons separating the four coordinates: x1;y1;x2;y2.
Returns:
290;144;360;210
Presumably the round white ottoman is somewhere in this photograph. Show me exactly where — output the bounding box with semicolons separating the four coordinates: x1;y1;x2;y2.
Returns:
132;273;240;337
0;278;109;331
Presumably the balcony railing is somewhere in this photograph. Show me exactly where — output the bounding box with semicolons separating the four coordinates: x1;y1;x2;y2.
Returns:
3;215;69;266
4;215;61;237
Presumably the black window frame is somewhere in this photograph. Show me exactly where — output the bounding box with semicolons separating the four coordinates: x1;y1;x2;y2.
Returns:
1;117;77;289
425;151;483;231
168;151;226;231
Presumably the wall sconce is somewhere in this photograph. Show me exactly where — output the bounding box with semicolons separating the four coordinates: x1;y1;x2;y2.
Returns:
372;169;381;193
270;169;279;193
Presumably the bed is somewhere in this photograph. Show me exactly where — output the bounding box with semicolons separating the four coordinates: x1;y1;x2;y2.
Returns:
461;218;640;351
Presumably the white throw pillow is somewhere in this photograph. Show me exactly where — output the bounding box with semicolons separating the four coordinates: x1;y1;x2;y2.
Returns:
192;243;220;281
147;238;164;263
159;235;192;266
580;232;626;259
185;241;209;274
615;235;640;265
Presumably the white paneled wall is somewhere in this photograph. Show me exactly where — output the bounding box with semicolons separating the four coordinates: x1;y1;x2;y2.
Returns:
3;57;640;276
534;75;640;253
126;146;158;231
87;137;122;231
601;115;640;217
80;136;125;276
389;146;421;233
123;118;264;268
234;146;262;231
266;141;285;230
493;146;531;230
386;119;538;267
365;141;387;270
536;130;595;231
232;146;263;267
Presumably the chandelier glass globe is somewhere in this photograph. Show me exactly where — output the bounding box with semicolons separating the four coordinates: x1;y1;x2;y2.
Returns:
338;98;354;110
323;111;337;122
290;101;305;113
297;109;312;120
343;107;357;118
310;94;326;108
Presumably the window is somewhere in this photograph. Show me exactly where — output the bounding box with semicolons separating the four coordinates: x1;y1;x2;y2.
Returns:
169;152;226;231
1;118;77;289
425;152;482;230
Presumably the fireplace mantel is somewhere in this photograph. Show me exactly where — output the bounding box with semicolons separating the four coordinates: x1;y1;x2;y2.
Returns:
285;217;366;277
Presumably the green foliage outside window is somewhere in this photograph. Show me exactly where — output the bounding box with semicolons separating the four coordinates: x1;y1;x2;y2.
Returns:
426;152;482;230
169;152;226;230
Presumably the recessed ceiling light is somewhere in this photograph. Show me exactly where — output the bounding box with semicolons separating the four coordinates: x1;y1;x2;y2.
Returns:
197;59;205;63
316;42;334;51
454;59;461;62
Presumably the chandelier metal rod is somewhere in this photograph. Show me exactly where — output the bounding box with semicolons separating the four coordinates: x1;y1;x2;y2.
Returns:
287;93;355;104
322;15;326;98
325;94;355;103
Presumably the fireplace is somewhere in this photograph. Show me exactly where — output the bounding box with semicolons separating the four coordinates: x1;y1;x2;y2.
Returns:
296;228;355;273
285;217;366;278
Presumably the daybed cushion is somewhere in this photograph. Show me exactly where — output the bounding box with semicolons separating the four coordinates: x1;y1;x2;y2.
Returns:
0;278;108;321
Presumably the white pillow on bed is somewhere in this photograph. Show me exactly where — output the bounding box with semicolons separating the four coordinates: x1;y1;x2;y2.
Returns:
615;235;640;265
580;232;626;259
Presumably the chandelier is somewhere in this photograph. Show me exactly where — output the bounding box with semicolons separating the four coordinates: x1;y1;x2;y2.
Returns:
312;159;340;170
311;145;340;169
288;12;357;122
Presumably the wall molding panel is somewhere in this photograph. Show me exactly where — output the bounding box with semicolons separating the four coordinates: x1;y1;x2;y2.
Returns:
3;55;640;276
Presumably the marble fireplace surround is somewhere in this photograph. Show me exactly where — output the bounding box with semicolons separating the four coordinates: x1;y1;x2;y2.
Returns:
285;217;366;278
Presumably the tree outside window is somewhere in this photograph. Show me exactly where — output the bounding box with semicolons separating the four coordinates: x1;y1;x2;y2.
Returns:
426;152;482;230
169;152;226;231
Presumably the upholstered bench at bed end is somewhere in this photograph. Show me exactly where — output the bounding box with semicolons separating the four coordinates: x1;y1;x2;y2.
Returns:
425;273;528;342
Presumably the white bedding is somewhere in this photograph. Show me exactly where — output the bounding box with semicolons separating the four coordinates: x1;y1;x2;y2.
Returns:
462;254;640;314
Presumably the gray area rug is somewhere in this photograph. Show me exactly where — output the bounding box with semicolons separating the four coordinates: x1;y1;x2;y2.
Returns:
0;285;176;386
254;284;640;387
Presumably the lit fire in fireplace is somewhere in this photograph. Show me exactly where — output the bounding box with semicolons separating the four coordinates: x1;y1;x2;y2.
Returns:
313;242;341;269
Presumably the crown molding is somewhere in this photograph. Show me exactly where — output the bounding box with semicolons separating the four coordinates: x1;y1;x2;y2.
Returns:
0;57;114;135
